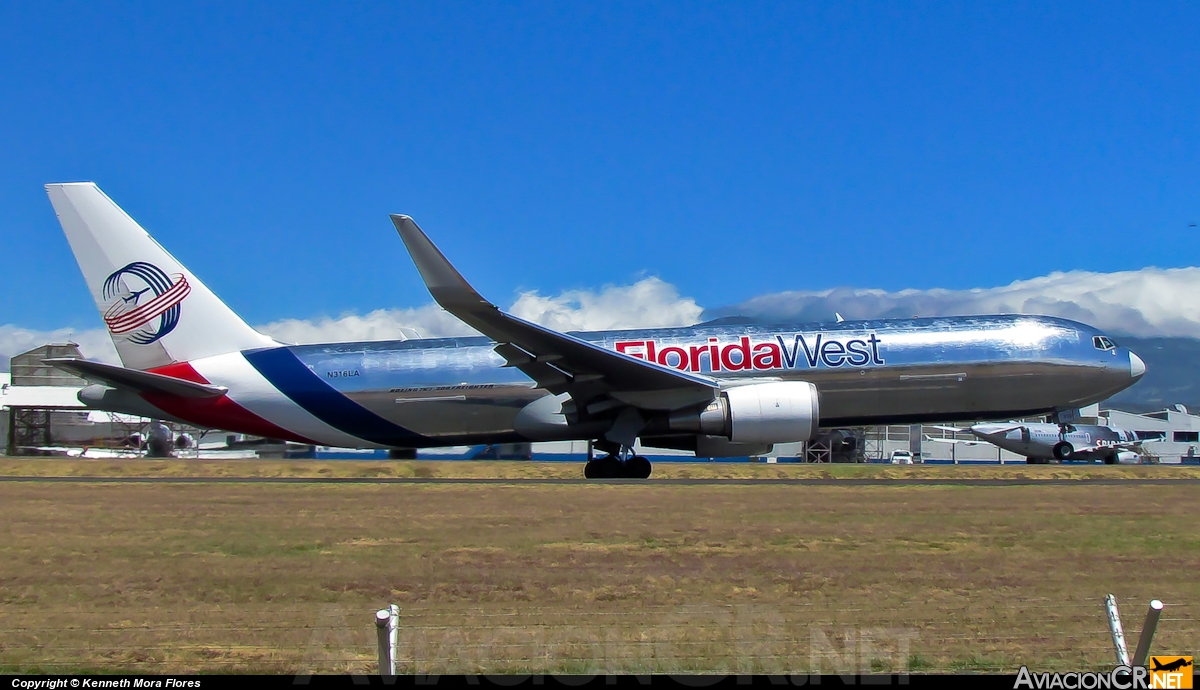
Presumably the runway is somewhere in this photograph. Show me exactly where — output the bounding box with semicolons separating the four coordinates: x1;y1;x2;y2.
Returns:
1;475;1197;485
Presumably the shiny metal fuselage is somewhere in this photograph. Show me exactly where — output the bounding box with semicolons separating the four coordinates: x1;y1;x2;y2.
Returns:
282;314;1142;447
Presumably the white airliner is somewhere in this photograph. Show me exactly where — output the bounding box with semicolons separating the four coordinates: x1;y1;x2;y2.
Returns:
42;183;1145;478
926;422;1146;464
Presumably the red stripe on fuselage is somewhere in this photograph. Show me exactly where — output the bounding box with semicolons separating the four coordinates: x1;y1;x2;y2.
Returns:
145;361;319;444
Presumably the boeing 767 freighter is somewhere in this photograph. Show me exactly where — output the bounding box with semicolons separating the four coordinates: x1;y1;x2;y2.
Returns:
43;183;1146;478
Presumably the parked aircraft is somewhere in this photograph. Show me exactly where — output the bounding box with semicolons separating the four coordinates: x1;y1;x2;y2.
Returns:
44;183;1146;478
925;422;1146;464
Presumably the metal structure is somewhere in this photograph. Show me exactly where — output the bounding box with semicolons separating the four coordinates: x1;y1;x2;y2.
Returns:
1105;595;1165;668
803;439;832;463
1105;594;1130;666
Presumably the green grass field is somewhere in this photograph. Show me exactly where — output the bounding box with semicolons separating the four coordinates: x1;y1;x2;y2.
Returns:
0;461;1196;674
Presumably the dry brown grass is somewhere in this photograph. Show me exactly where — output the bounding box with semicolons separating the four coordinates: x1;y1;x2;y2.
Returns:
0;479;1196;674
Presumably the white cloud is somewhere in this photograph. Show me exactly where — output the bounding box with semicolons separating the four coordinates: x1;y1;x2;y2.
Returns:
259;304;475;344
260;276;703;343
713;267;1200;338
508;277;704;332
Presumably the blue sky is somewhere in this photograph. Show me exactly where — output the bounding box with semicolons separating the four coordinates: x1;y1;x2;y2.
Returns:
3;2;1200;338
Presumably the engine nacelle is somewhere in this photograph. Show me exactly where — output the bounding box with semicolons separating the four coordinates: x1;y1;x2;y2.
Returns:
668;381;820;444
1115;451;1141;465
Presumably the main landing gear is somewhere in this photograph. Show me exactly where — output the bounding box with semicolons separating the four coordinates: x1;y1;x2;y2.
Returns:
583;441;653;479
583;454;652;479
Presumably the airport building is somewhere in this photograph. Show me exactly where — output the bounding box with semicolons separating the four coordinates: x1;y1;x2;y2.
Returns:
1099;406;1200;463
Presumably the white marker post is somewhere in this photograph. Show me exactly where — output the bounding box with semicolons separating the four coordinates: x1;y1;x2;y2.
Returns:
1105;594;1131;666
1131;600;1164;667
389;604;399;673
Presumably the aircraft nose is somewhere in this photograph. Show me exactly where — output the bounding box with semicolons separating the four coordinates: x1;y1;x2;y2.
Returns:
1129;351;1146;379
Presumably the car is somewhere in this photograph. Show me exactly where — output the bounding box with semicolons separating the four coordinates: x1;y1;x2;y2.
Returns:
890;450;915;465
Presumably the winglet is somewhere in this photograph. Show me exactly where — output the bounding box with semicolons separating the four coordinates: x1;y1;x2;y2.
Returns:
391;215;495;314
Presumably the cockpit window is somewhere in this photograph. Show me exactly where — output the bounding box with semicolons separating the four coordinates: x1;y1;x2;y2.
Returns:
1093;336;1117;350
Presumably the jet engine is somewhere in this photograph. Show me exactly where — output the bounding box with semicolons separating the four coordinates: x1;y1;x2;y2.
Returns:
1114;451;1141;465
667;381;820;444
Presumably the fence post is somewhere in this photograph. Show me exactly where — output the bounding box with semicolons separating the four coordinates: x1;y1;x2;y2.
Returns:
389;604;399;673
1131;600;1164;667
375;607;394;676
1105;594;1130;666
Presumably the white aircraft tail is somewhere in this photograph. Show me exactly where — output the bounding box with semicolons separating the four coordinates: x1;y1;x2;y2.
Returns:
45;183;278;370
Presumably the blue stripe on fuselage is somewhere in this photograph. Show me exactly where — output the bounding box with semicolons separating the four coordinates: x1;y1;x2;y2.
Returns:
244;347;428;447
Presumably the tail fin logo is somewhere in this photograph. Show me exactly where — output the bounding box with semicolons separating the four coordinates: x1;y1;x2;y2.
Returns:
101;262;191;344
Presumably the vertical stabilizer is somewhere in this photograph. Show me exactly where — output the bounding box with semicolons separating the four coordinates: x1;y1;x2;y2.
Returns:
46;183;278;370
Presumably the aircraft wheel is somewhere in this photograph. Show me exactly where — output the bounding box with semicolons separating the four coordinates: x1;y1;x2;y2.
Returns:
1104;455;1118;465
1025;457;1038;464
584;455;621;479
1052;441;1074;461
626;456;652;479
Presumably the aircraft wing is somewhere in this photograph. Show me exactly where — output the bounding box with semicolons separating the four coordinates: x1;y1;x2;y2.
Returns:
922;435;983;445
928;424;1026;437
44;358;228;399
968;424;1026;436
392;215;718;412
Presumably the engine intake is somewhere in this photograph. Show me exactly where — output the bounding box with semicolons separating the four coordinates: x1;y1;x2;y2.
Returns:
668;381;820;444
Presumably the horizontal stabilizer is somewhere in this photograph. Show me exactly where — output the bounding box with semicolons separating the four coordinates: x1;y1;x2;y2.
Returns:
44;358;228;399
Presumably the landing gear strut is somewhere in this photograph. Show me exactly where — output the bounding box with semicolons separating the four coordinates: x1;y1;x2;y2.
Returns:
583;441;653;479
